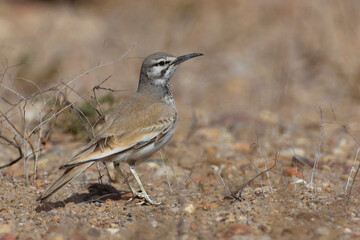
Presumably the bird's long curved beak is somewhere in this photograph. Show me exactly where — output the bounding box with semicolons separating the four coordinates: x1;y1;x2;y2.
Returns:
172;53;203;66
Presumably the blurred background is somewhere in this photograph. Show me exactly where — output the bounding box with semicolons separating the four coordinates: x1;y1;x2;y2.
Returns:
2;1;360;238
1;0;360;162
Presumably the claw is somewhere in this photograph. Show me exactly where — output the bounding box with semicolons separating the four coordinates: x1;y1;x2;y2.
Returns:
136;200;146;205
115;163;162;205
143;198;162;205
129;165;162;205
124;191;162;205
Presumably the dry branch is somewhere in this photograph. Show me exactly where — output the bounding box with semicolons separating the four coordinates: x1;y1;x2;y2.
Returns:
0;48;133;184
228;153;277;201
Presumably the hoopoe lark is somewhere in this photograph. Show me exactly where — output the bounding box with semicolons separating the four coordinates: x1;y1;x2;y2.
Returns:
38;52;203;205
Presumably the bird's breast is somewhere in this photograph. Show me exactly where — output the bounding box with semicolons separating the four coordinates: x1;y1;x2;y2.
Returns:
162;94;176;109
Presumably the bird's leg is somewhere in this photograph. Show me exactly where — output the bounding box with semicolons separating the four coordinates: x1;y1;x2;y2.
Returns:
113;161;140;203
129;164;162;205
102;162;113;184
113;162;136;192
96;162;103;184
113;162;121;183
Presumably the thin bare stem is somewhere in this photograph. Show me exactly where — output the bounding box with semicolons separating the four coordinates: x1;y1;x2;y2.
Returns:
345;147;360;196
160;151;173;193
231;153;278;200
310;107;324;198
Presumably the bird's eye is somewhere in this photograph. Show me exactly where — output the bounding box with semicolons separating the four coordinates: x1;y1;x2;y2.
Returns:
158;61;165;66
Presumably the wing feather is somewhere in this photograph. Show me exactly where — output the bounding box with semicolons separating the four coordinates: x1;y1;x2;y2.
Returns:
61;100;176;168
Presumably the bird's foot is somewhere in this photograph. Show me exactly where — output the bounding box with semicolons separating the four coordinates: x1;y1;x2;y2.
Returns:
124;191;162;205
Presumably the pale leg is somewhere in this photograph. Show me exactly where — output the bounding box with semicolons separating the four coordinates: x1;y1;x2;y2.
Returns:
114;162;153;204
129;164;162;205
113;161;137;193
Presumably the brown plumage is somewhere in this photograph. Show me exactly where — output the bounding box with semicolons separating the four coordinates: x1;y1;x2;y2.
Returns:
38;52;203;204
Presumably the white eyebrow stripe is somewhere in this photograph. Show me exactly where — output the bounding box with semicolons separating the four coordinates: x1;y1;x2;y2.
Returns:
153;79;167;85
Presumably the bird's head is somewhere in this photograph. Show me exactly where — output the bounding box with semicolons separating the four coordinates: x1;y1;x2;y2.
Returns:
138;52;203;90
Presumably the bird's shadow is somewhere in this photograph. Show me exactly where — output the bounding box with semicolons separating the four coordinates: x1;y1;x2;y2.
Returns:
35;183;130;212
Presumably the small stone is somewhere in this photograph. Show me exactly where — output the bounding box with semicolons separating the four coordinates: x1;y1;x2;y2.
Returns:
107;228;120;235
224;214;236;224
151;221;158;228
183;204;195;214
215;216;223;222
0;209;8;214
316;227;330;235
259;225;272;233
280;148;305;158
254;188;263;195
0;224;11;234
170;207;179;213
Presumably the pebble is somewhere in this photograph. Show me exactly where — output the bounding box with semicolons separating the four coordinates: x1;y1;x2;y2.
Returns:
151;220;158;228
169;207;179;213
53;234;65;240
0;224;11;234
254;188;263;195
183;204;195;214
259;224;272;233
280;148;305;158
224;214;235;224
316;226;330;235
106;228;120;235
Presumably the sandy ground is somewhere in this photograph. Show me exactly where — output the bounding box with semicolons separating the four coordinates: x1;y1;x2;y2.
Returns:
1;1;360;239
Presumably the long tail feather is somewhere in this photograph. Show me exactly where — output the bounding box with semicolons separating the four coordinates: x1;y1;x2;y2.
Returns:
37;162;95;202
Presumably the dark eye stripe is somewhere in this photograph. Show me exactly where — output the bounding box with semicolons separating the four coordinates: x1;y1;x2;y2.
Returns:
153;61;170;67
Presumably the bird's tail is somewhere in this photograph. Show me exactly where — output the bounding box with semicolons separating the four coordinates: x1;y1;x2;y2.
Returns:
37;162;95;202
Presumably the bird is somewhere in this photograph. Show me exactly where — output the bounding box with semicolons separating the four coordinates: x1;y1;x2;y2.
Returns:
37;52;203;205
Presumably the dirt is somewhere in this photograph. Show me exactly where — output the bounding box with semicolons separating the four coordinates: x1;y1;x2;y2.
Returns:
1;127;360;240
1;1;360;239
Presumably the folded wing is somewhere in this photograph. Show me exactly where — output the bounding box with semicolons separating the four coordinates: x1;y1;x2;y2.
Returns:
38;100;176;201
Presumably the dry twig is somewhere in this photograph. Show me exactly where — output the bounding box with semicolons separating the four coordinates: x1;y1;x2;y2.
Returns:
228;152;278;201
0;47;133;184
